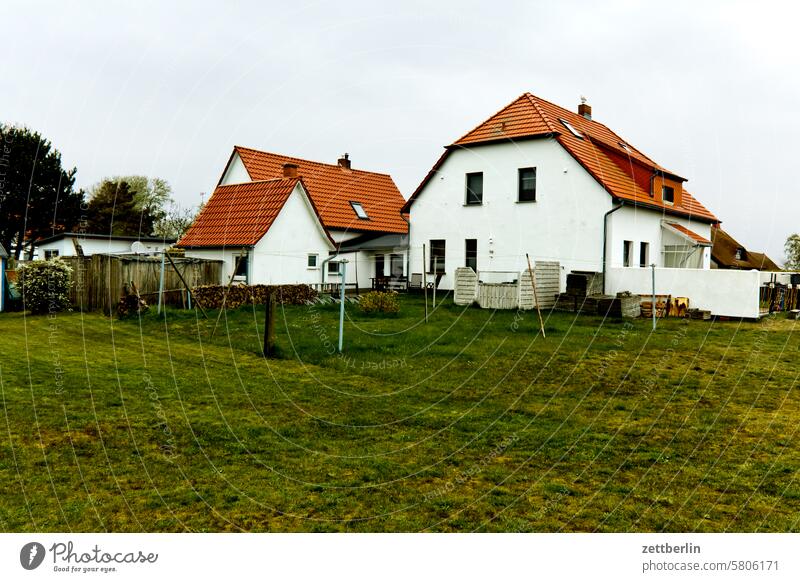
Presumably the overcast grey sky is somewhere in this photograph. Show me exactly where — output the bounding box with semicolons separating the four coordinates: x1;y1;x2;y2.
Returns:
3;1;798;262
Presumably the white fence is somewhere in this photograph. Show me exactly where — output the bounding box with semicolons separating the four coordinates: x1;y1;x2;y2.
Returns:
606;267;763;318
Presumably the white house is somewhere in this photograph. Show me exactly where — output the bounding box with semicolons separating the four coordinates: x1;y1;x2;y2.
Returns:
402;93;719;292
32;232;175;259
179;147;409;288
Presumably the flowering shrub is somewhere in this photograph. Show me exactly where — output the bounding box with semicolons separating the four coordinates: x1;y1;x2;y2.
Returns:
18;259;73;314
359;291;400;314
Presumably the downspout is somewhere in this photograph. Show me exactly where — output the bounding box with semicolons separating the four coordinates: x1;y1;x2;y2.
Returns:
602;200;625;294
401;212;411;282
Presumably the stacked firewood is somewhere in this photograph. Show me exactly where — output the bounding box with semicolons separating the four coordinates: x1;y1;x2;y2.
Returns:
192;284;317;309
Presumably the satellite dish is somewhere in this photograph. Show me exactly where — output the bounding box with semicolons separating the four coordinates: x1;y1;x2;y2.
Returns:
130;241;146;254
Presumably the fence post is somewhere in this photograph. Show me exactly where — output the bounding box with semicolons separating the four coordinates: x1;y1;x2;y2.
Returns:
338;260;347;352
263;292;276;358
651;263;656;331
157;251;166;314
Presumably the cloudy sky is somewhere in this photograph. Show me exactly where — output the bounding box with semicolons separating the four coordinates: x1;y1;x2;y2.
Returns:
3;1;798;261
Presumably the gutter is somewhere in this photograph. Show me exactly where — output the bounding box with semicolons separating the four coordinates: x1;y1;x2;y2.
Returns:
602;201;625;294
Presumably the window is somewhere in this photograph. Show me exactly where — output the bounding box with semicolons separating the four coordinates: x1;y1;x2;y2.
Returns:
663;245;703;269
307;254;318;268
662;186;675;205
623;240;633;267
234;253;249;281
465;172;483;205
465;239;478;272
390;254;404;278
328;260;340;275
44;249;59;260
518;167;537;202
350;201;369;220
639;242;649;267
374;254;385;277
429;239;446;273
559;118;583;139
734;247;746;261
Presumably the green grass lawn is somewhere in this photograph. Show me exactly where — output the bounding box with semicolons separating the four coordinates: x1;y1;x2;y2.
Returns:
1;294;799;532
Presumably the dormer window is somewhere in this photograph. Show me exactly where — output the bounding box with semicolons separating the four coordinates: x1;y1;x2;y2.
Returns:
735;247;746;261
662;186;675;205
559;119;583;139
350;201;369;220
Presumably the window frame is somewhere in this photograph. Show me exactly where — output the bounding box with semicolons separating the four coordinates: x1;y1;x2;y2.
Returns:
465;239;478;273
44;249;60;260
517;167;537;202
307;254;318;268
350;201;370;220
623;240;633;267
465;172;483;206
662;185;675;205
429;239;446;273
639;242;649;268
328;260;340;275
559;118;584;139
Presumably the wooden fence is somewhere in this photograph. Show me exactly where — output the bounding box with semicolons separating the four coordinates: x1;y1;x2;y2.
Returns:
61;254;223;313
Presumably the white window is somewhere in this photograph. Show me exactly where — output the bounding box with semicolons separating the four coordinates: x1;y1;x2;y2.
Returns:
328;261;340;275
307;254;318;268
350;201;369;220
559;118;583;139
663;245;703;269
44;249;59;260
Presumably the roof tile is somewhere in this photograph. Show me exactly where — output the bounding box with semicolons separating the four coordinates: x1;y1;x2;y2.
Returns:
234;147;408;234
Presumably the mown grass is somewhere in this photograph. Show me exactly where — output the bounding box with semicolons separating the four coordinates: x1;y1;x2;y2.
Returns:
1;294;798;532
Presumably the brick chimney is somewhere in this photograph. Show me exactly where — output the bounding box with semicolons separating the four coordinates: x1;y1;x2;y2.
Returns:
337;153;351;170
578;97;592;120
282;163;298;178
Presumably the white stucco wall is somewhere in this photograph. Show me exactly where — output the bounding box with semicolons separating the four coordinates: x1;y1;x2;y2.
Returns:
34;236;171;258
219;152;251;185
606;207;712;269
606;267;761;318
251;184;334;284
407;138;613;290
186;183;334;285
408;137;715;291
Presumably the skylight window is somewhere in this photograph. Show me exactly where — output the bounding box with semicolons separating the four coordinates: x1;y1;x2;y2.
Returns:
559;119;583;139
350;201;369;220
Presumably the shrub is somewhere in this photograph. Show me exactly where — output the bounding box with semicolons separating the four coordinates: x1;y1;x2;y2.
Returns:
359;291;400;314
18;259;73;315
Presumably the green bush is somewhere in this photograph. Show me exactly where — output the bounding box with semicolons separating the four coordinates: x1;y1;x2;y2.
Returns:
359;291;400;314
18;259;73;315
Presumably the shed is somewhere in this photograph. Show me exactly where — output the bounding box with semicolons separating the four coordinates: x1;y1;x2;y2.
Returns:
0;243;7;312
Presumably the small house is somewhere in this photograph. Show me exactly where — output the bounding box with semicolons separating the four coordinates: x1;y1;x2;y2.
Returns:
178;147;409;288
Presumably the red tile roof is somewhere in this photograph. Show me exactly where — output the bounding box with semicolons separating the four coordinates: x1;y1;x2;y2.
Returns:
178;178;323;247
232;146;408;234
664;222;711;245
404;92;718;223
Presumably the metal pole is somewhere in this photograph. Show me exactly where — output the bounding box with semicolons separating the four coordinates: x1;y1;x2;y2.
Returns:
651;263;656;331
422;245;428;323
157;251;166;314
338;260;347;352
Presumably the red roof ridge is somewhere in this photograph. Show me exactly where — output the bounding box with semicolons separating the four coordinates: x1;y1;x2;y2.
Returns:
233;145;393;178
524;92;559;134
